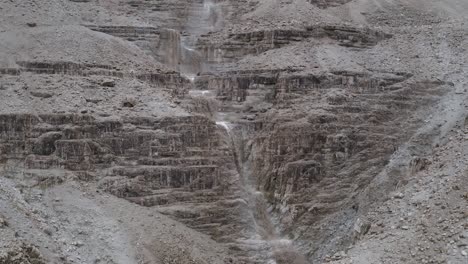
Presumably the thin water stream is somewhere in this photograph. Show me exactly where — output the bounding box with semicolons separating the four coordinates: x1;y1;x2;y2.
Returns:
179;1;307;263
216;122;307;264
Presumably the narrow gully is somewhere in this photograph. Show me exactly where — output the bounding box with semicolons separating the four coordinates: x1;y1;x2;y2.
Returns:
180;1;307;263
216;122;307;264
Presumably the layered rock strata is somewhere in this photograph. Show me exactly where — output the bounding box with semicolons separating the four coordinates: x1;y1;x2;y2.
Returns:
198;25;392;63
0;0;466;263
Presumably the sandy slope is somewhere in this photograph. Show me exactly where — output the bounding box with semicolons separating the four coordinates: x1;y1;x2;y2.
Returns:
0;175;229;264
328;122;468;264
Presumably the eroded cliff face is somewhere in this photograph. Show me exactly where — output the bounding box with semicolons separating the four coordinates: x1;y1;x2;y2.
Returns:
0;0;467;263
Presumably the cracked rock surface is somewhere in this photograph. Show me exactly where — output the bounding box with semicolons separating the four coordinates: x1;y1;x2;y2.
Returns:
0;0;467;263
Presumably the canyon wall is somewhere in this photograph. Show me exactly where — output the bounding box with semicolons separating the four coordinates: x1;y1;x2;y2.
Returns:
0;0;466;263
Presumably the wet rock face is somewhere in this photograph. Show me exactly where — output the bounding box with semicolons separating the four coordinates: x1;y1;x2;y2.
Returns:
158;29;182;69
193;62;447;259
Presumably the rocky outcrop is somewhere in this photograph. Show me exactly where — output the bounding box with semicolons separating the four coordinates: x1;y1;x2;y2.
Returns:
0;114;220;171
158;29;182;70
84;25;162;56
178;65;448;261
84;25;187;70
201;69;411;105
0;61;190;90
0;244;45;264
248;80;448;260
307;0;353;9
121;0;197;30
1;0;465;263
181;66;447;261
121;0;258;30
198;25;392;63
84;25;160;42
0;113;255;257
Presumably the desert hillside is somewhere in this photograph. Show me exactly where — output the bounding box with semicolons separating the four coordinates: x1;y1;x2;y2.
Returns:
0;0;467;263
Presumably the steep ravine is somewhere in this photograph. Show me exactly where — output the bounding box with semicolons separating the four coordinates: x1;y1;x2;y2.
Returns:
216;122;307;263
0;0;466;263
179;1;307;262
